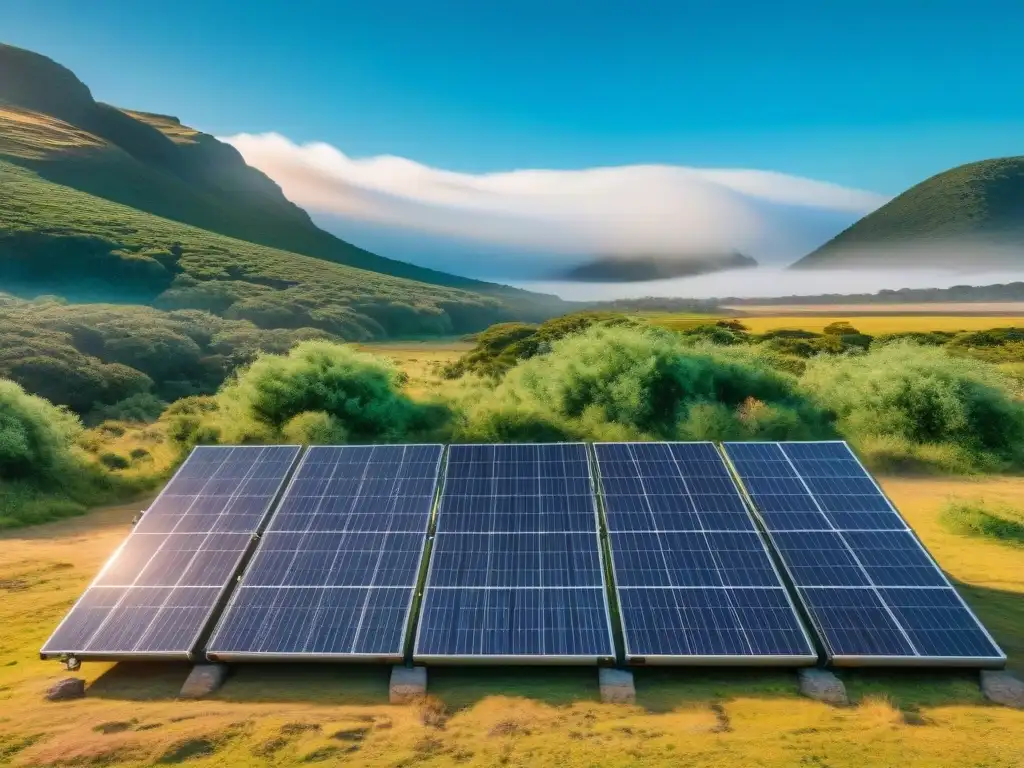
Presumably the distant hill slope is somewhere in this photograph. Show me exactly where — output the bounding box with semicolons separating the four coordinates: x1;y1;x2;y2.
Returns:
0;43;537;296
793;157;1024;269
560;252;757;282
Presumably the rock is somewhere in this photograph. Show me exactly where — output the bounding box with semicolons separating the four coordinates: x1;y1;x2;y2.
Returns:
798;668;848;705
179;663;229;699
390;666;427;704
980;670;1024;708
46;677;85;701
599;668;636;704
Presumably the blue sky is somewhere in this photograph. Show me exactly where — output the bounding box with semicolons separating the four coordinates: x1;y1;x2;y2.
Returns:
5;0;1023;194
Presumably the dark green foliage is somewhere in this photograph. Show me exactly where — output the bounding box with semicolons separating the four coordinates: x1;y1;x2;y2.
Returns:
875;331;957;347
801;342;1024;471
443;313;639;378
0;378;81;480
129;447;151;462
99;452;130;470
86;393;168;425
215;341;447;443
823;321;859;335
456;326;833;443
796;157;1024;268
940;499;1024;546
0;293;340;414
677;323;749;346
723;282;1024;306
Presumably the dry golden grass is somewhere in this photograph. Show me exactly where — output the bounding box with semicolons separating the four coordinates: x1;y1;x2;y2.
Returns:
358;340;472;398
652;313;1024;335
1;476;1021;767
0;106;104;158
120;110;201;144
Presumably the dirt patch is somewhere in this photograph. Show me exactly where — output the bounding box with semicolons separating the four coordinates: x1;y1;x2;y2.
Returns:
0;579;29;591
331;726;369;742
709;702;732;733
92;720;135;734
489;719;529;737
252;737;289;757
156;737;218;763
418;696;449;729
280;722;321;736
301;745;341;762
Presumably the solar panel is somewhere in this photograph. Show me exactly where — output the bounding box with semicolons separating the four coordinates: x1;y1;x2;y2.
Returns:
206;444;443;661
722;441;1006;667
594;442;816;664
414;443;615;663
41;445;301;661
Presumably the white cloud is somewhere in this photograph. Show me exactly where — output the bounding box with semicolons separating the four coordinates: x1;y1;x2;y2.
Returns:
225;132;889;274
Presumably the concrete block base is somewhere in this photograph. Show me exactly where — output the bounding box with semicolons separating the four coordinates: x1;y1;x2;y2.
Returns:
798;668;848;705
980;670;1024;708
179;663;229;699
599;668;636;704
390;666;427;704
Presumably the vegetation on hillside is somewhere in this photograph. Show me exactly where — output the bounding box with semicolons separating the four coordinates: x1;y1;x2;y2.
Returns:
794;156;1024;268
0;161;562;338
723;281;1024;305
0;42;553;296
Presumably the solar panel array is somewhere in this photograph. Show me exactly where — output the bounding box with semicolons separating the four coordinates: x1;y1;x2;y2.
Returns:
723;441;1006;666
41;446;301;660
207;445;443;661
414;444;615;662
594;442;815;664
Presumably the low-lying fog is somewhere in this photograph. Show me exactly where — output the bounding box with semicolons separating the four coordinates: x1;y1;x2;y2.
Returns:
511;267;1024;302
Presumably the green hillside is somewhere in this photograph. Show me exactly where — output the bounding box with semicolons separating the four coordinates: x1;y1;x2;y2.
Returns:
0;42;555;300
794;156;1024;269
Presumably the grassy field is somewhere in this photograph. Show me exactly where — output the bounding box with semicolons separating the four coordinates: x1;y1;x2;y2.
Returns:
358;340;472;398
0;476;1021;767
648;312;1024;335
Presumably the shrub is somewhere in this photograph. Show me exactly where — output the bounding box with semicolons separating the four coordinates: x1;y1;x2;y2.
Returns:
99;452;130;470
129;447;151;462
215;341;445;443
0;378;82;480
281;411;349;444
940;499;1024;546
86;392;168;425
800;341;1024;472
456;326;833;442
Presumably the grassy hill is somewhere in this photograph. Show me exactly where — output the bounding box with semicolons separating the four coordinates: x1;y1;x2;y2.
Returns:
0;44;570;341
0;43;533;293
794;156;1024;269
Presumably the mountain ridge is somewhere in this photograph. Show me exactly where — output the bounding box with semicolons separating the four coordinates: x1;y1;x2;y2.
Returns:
793;156;1024;269
0;42;536;295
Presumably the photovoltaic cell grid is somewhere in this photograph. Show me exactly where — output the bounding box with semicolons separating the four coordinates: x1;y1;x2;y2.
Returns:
40;446;301;660
723;441;1006;666
414;443;615;661
206;445;443;660
594;442;815;663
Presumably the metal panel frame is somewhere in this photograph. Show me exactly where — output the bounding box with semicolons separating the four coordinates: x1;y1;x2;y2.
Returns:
205;444;445;663
721;440;1006;668
40;445;303;662
413;442;617;665
593;441;817;666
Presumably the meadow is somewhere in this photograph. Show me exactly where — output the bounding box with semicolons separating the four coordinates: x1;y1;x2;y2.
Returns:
0;475;1021;768
649;311;1024;335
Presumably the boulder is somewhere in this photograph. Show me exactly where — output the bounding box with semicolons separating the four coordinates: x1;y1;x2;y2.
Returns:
980;670;1024;708
798;668;847;705
45;677;85;701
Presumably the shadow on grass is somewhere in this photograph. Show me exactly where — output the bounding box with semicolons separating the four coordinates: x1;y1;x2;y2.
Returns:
81;580;1018;712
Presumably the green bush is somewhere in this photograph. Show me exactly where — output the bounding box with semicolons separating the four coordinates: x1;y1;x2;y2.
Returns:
455;326;833;442
87;392;168;425
940;498;1024;546
281;411;349;444
800;341;1024;472
215;340;445;443
0;378;82;480
99;451;130;470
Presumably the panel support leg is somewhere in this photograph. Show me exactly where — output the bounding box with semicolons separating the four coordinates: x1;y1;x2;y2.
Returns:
179;663;229;699
599;668;635;703
390;665;427;703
